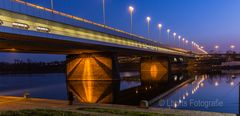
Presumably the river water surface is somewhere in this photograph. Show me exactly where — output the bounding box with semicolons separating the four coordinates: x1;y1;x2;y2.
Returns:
0;71;239;114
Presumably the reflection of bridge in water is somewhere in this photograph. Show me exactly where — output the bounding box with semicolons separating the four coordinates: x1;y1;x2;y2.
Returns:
67;72;191;105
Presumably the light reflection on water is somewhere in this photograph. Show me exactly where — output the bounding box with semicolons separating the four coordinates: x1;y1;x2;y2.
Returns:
1;71;240;114
152;74;240;114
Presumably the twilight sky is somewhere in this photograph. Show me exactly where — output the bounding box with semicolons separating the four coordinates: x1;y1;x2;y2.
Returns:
1;0;240;62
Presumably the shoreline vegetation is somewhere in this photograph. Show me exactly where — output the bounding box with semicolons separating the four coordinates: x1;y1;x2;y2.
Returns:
0;60;65;74
0;109;175;116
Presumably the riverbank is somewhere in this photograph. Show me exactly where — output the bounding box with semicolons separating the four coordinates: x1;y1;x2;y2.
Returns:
0;96;235;116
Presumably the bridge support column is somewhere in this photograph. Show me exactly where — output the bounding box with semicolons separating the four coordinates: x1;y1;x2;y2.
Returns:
66;53;120;80
140;57;169;81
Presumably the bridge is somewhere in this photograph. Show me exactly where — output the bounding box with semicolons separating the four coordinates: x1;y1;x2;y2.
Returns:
0;0;207;80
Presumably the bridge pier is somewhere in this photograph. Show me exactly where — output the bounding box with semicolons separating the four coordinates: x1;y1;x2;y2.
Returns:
140;56;170;81
66;53;120;80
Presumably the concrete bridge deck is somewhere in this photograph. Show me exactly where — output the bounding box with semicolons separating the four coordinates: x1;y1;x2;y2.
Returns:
0;0;207;56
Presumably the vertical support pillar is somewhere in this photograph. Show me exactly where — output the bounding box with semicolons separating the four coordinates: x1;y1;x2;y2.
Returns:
66;53;120;80
140;56;169;81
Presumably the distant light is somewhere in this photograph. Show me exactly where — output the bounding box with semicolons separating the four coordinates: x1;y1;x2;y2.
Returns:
174;75;178;81
200;83;204;87
186;40;189;44
167;29;171;33
10;48;17;52
158;24;162;29
178;36;181;39
215;45;219;49
174;103;177;108
183;96;186;100
200;46;204;49
179;99;182;103
186;92;189;96
182;38;185;41
173;32;177;36
214;82;219;86
230;82;234;86
230;45;235;49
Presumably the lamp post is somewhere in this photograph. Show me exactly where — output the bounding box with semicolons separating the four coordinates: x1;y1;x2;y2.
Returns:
178;36;181;48
50;0;54;10
167;29;171;45
158;24;162;42
191;41;194;52
182;38;185;49
129;6;134;34
102;0;106;25
173;32;177;46
185;40;189;50
146;17;151;39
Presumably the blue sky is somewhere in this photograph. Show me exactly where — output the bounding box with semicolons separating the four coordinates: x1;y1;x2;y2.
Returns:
1;0;240;62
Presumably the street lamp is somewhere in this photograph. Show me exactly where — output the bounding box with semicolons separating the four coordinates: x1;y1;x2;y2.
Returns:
178;35;181;48
158;24;162;41
173;32;177;46
185;40;189;50
191;41;194;52
102;0;106;25
167;29;171;44
182;38;185;49
173;32;177;40
146;17;151;39
129;6;134;33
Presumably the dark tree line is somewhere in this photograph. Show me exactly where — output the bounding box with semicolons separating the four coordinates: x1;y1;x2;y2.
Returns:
0;59;66;74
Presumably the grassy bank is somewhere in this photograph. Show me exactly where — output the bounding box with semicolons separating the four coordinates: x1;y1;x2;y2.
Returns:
0;109;175;116
79;108;175;116
0;109;85;116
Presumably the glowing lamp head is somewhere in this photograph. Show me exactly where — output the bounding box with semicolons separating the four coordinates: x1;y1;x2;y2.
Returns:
186;40;189;44
146;17;151;22
129;6;134;12
178;36;181;39
158;24;162;29
215;45;219;49
167;29;171;33
173;32;177;37
182;38;185;41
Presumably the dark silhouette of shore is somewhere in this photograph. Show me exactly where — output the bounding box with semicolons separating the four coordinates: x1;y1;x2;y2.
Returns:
0;59;65;74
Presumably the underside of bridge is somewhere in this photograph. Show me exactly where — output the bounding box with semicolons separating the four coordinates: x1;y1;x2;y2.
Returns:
66;52;174;81
0;31;191;81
